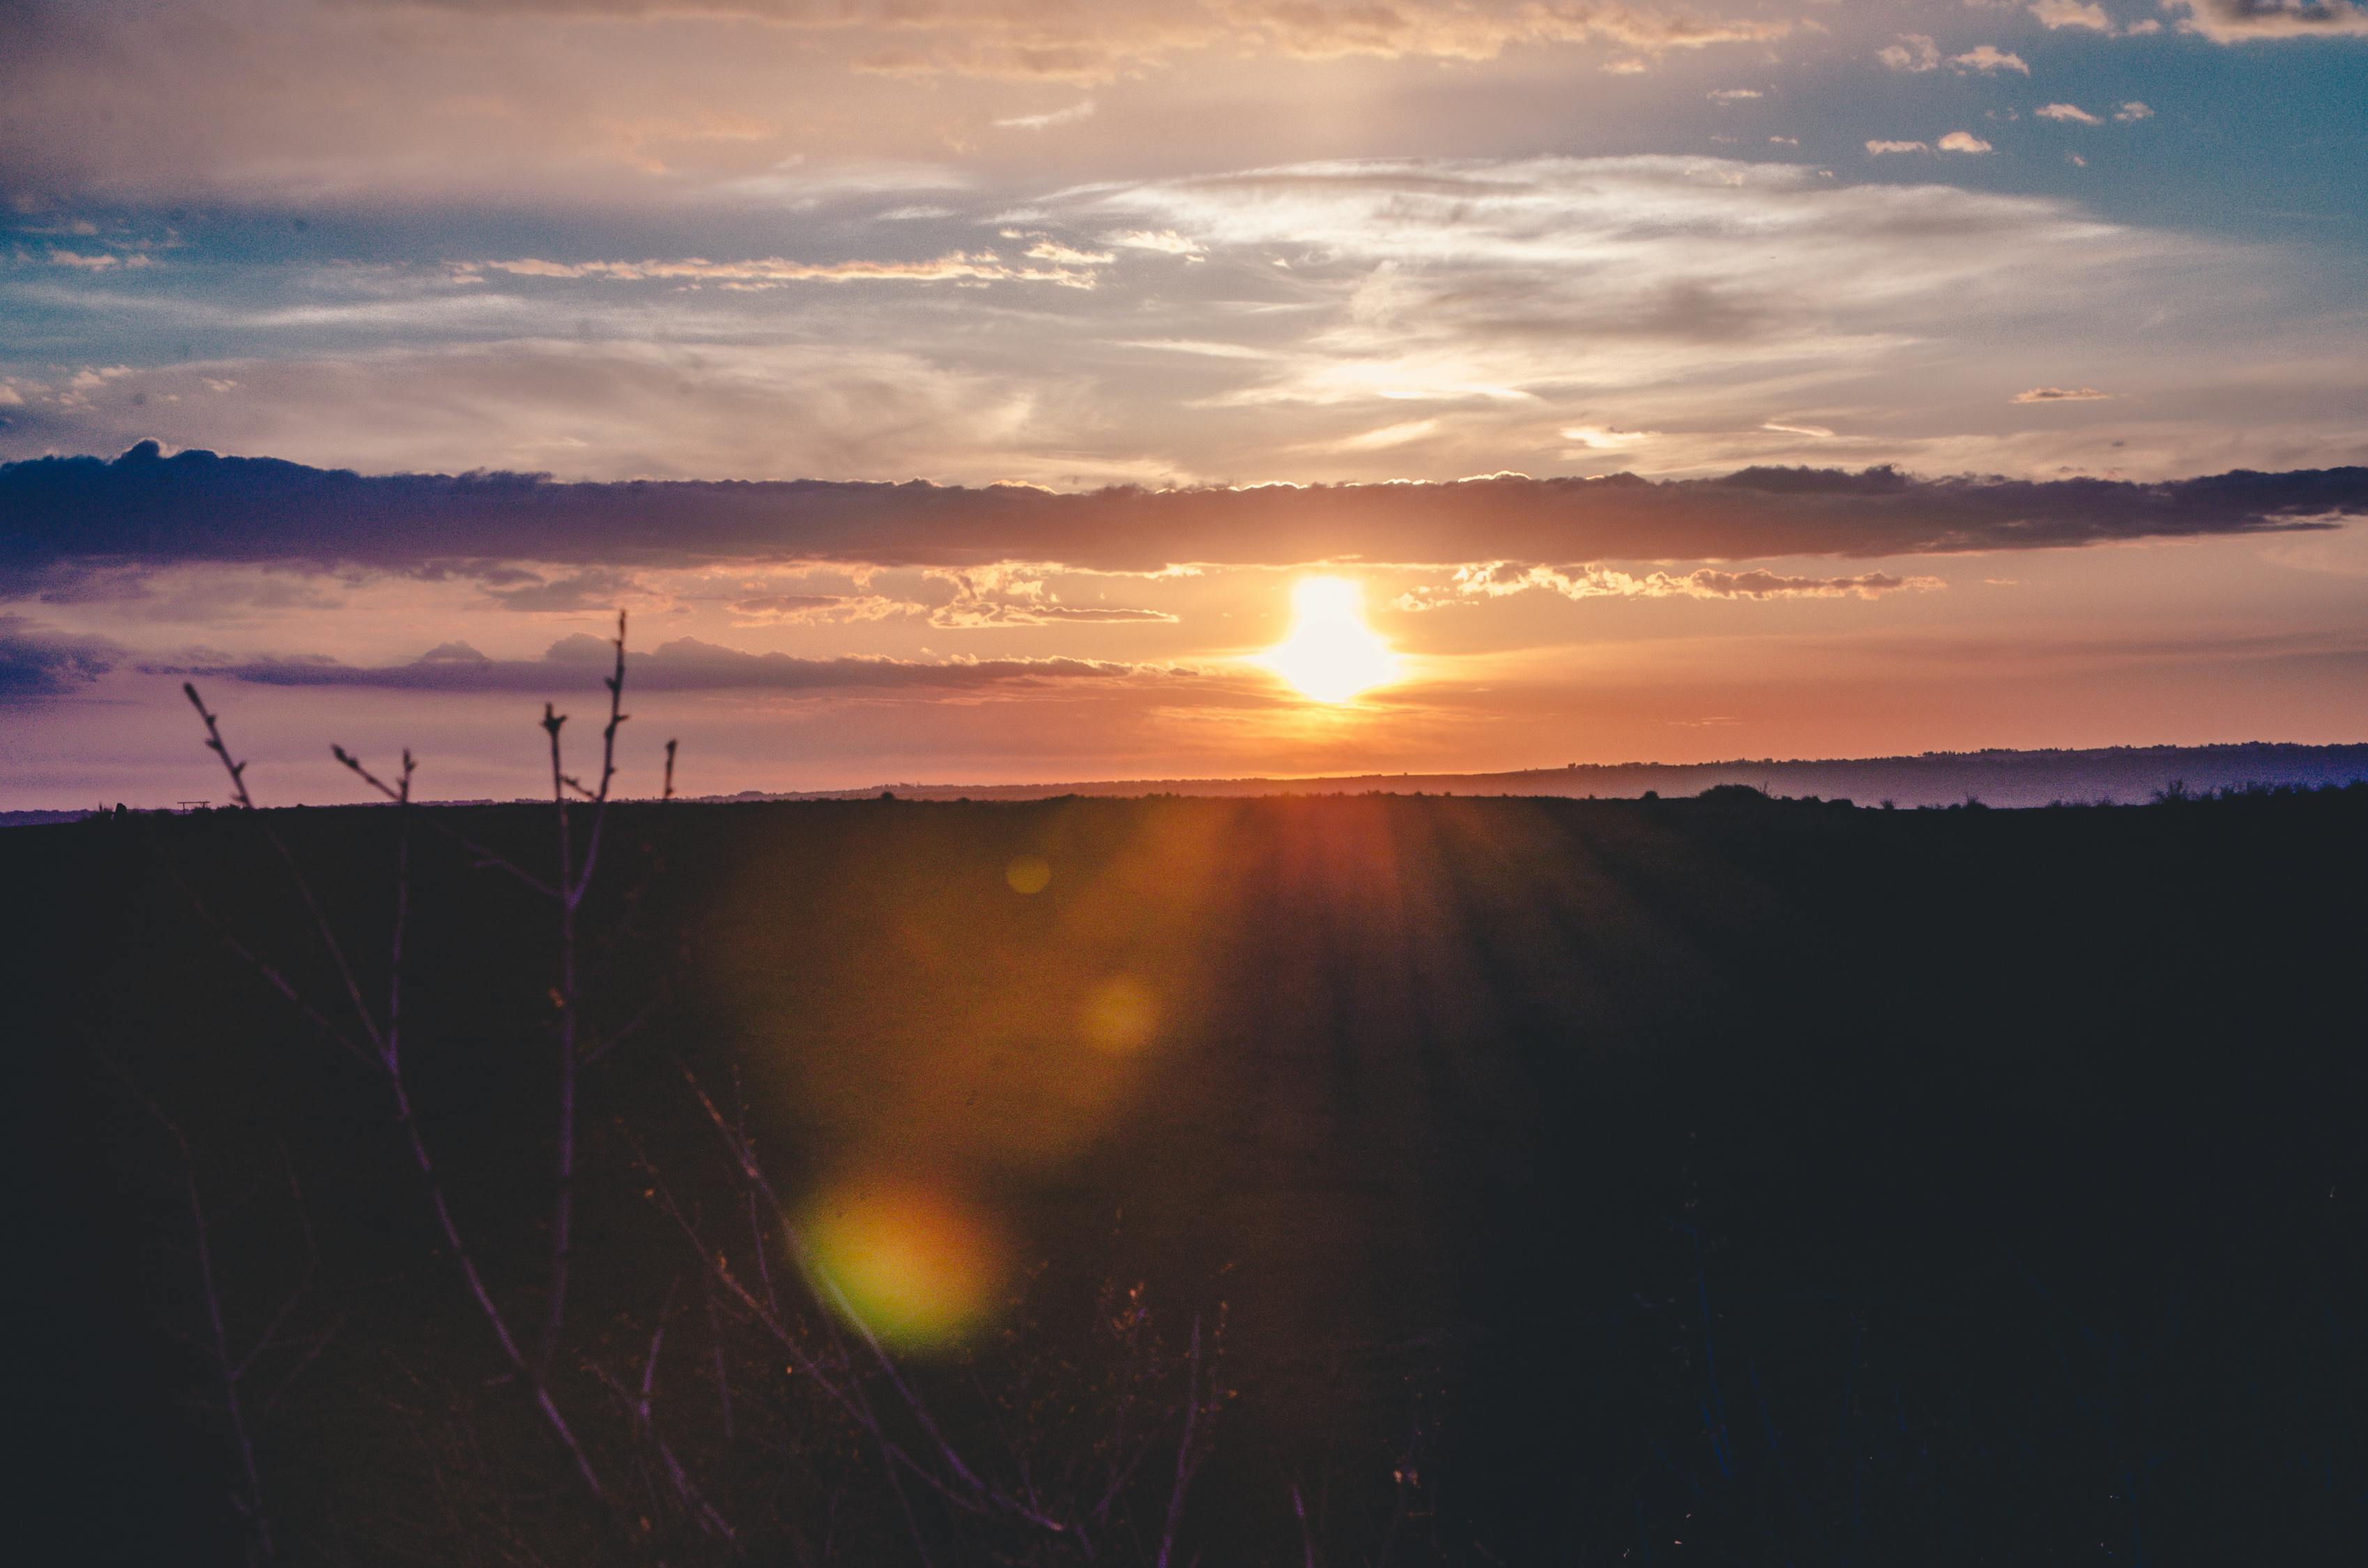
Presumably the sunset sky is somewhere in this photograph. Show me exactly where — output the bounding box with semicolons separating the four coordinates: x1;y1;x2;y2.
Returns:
4;0;2365;806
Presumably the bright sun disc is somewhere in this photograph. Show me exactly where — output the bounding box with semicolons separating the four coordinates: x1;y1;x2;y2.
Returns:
1260;576;1401;705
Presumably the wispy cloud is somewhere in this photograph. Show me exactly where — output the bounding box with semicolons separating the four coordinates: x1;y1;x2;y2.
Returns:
1103;229;1207;256
2013;385;2115;402
149;635;1196;693
458;252;1103;289
993;100;1096;130
1397;560;1946;608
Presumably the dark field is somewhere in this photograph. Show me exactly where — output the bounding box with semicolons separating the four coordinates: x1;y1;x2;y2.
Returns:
12;787;2368;1565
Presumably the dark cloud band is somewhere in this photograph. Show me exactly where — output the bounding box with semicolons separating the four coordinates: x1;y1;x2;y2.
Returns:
5;443;2360;583
145;633;1194;693
0;614;119;700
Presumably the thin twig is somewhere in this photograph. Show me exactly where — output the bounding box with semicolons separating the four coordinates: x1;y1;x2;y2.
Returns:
185;692;611;1509
1153;1316;1204;1568
1290;1482;1319;1568
107;1067;277;1565
333;744;558;900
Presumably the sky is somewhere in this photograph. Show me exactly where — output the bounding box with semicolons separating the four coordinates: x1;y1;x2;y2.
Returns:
3;0;2366;807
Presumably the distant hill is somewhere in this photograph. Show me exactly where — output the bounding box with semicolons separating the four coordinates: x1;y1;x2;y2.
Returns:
709;740;2368;811
13;741;2368;823
0;808;94;829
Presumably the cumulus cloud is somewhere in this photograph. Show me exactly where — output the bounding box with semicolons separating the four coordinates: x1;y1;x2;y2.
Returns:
1883;36;2026;73
149;633;1193;693
1878;33;1943;70
0;614;121;700
2038;102;2107;124
1866;139;1932;155
1938;131;1995;153
2115;100;2155;119
2162;1;2368;41
2030;0;2114;28
1953;45;2031;72
7;443;2360;583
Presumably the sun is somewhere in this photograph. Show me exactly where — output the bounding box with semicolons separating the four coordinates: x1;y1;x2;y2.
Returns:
1259;576;1402;705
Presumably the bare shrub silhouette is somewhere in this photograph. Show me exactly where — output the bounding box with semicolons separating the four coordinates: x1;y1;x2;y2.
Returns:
146;613;1230;1567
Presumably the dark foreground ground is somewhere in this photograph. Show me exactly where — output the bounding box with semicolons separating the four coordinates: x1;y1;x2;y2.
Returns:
10;786;2368;1565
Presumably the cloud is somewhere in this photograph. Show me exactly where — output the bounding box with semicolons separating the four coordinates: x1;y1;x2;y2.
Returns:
1069;156;2197;422
2030;0;2114;28
46;247;152;272
1103;229;1207;256
275;1;1798;79
1951;45;2031;72
728;592;920;624
923;564;1179;627
2115;100;2155;119
1397;561;1946;608
1022;238;1116;266
0;615;121;700
2163;1;2368;41
459;251;1104;289
151;633;1192;693
2038;102;2107;124
8;443;2360;581
2014;386;2115;401
1937;131;1995;153
1560;425;1659;450
1866;139;1932;155
993;100;1096;130
15;155;2311;489
1878;34;1943;71
479;565;647;611
1335;419;1442;452
1706;87;1762;102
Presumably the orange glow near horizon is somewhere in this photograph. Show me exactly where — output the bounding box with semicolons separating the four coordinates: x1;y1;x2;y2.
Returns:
1259;576;1403;705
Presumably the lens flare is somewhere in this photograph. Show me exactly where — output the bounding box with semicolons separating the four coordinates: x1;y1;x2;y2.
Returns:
1080;974;1159;1052
1005;854;1052;894
798;1180;1004;1350
1260;576;1401;705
